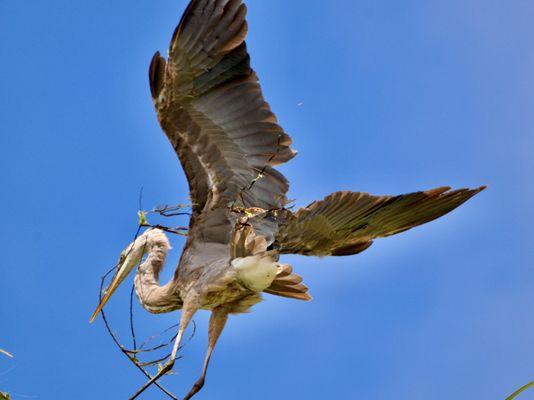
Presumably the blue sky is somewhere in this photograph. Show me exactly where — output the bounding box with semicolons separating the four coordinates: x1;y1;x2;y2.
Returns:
1;0;533;399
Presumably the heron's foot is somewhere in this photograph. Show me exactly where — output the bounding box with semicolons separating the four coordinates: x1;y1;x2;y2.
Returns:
129;359;176;400
159;359;176;376
158;360;177;375
182;377;205;400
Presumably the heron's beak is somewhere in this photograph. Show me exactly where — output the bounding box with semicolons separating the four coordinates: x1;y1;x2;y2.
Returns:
89;254;138;323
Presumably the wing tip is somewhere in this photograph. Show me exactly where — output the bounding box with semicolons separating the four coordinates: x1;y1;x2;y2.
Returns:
426;184;487;197
149;51;166;99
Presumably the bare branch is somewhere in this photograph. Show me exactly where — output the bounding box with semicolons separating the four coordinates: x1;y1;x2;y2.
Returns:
140;224;188;237
98;270;178;400
94;219;196;399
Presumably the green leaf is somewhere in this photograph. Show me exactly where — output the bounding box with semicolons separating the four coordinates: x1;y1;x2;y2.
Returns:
138;210;149;226
506;381;534;400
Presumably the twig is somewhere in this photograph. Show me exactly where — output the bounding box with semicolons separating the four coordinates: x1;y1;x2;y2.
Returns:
138;324;178;350
138;187;144;215
129;284;137;351
138;354;172;368
125;320;196;357
99;271;178;400
95;219;196;399
149;204;192;218
96;226;177;399
141;223;188;237
93;203;202;399
233;134;283;209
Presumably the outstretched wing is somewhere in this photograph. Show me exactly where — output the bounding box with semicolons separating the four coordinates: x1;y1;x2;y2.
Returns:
276;186;486;256
150;0;295;243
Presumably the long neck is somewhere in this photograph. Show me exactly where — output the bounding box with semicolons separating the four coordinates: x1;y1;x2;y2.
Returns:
134;239;182;314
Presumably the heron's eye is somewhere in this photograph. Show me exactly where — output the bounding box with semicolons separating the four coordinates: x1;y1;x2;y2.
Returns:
119;254;126;264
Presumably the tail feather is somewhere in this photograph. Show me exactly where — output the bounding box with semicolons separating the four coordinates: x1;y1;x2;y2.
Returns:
264;264;311;301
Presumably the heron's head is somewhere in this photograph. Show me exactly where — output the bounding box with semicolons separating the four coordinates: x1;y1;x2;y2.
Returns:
89;232;151;323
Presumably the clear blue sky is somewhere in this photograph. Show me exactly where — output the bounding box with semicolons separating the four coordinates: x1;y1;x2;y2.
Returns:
1;0;533;399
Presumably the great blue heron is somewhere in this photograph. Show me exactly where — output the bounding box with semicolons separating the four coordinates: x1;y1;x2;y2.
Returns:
90;0;485;398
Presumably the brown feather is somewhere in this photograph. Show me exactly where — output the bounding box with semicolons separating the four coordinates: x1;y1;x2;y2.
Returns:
149;52;166;99
264;264;311;301
277;186;486;256
155;0;296;244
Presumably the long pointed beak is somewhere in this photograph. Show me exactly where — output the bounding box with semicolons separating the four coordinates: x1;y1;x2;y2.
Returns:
89;262;132;323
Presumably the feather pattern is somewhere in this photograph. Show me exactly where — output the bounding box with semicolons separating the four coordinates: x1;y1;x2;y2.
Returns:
90;3;487;397
276;186;486;256
154;0;295;241
264;264;311;301
147;0;486;303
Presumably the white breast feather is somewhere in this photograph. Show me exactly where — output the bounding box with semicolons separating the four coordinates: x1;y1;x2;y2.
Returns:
232;255;278;292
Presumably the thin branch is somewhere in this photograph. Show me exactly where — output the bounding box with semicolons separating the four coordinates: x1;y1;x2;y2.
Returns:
99;271;178;400
93;203;202;399
95;218;196;399
140;223;188;237
125;320;196;357
129;284;137;351
232;134;283;209
149;204;192;218
96;226;177;399
138;187;144;214
138;354;172;368
138;324;178;351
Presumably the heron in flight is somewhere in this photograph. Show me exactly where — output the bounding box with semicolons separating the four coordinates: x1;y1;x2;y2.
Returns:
90;0;485;398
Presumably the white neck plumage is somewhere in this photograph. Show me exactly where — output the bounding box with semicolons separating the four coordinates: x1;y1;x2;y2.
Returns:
133;229;183;313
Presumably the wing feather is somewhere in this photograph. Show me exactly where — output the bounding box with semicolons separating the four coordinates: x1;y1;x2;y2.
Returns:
152;0;295;243
264;264;311;301
277;186;486;256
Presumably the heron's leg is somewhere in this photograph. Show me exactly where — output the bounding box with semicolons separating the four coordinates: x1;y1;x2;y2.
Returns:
182;308;229;400
130;303;198;400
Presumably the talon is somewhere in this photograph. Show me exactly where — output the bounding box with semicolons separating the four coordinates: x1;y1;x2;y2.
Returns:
157;359;175;375
163;363;174;374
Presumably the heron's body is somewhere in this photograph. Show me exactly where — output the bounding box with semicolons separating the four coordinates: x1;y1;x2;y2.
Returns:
90;1;486;398
134;224;294;315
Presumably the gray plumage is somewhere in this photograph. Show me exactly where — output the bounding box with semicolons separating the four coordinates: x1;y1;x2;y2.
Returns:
90;1;485;398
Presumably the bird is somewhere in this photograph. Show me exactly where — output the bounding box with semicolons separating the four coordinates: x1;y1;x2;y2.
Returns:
89;0;485;398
